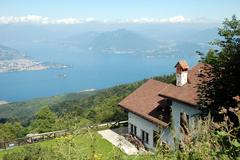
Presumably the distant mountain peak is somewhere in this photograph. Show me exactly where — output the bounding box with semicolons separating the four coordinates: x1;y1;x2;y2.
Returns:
89;29;158;52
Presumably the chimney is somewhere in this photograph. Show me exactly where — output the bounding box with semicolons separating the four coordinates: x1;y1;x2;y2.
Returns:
175;60;189;87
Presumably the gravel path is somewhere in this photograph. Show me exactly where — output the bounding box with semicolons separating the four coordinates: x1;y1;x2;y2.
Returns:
98;129;139;155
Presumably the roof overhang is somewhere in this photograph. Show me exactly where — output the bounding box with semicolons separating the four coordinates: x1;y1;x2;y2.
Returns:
118;104;169;128
158;93;198;108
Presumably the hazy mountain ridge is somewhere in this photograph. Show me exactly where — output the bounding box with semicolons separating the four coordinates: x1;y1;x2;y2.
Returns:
0;24;218;54
88;29;159;52
65;28;214;55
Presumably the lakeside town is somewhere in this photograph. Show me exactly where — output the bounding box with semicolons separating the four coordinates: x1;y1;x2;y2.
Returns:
0;58;68;73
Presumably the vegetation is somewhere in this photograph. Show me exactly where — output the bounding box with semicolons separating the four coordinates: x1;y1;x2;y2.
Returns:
196;15;240;159
0;130;150;160
155;115;240;159
0;122;26;142
1;115;239;160
0;74;175;142
198;15;240;118
29;108;58;133
0;91;96;125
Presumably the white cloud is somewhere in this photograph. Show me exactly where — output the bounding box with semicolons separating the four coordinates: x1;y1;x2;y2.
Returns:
118;16;193;24
0;15;49;24
54;18;81;24
169;16;186;23
0;15;210;25
0;15;94;24
105;16;211;24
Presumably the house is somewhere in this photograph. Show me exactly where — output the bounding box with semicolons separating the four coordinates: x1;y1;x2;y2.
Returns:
118;60;205;149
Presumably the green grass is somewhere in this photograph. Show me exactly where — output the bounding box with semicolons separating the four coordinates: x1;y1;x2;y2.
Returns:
0;132;154;160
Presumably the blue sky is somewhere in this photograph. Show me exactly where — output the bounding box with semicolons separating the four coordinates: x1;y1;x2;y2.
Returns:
0;0;239;24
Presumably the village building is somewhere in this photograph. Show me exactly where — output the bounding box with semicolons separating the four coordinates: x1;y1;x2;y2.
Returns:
119;60;205;149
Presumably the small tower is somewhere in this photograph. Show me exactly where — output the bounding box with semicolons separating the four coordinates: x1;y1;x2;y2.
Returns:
175;60;189;87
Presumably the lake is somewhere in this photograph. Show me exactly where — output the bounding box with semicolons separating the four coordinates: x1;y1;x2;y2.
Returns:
0;43;199;102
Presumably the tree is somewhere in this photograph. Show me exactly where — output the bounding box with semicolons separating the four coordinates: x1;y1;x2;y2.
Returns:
0;122;26;141
202;49;218;64
29;107;57;133
198;15;240;121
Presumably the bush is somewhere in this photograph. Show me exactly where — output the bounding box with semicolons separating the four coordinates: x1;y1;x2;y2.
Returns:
3;144;60;160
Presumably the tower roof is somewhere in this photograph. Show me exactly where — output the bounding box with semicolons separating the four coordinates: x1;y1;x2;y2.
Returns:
175;60;189;70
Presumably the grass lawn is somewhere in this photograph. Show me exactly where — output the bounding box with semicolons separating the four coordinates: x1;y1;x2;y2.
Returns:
0;131;154;160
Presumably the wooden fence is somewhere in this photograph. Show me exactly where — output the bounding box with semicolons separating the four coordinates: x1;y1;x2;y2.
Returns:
0;130;68;150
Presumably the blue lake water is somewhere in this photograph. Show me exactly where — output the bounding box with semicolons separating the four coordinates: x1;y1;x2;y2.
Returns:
0;43;199;102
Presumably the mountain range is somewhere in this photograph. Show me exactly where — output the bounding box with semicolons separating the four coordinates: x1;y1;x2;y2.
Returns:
65;28;217;55
0;24;218;53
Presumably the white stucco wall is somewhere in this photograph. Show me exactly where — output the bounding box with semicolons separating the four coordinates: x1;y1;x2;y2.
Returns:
176;71;188;86
171;101;201;139
128;101;201;149
128;112;172;149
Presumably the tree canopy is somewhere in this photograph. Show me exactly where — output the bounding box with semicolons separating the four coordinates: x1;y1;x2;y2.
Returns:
29;107;57;133
199;15;240;120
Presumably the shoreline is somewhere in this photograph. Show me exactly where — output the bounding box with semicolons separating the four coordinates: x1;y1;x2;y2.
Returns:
0;58;69;74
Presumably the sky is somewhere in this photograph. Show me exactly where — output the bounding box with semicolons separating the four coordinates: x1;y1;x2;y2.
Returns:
0;0;239;24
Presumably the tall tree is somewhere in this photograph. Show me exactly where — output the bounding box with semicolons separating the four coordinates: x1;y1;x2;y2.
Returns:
198;15;240;118
30;107;57;133
0;122;26;141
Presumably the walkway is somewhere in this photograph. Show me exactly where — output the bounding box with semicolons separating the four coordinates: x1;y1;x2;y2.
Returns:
98;129;139;155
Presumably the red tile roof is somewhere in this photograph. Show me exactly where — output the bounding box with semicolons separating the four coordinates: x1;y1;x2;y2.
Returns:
159;63;204;106
175;60;189;70
119;79;170;127
119;63;206;126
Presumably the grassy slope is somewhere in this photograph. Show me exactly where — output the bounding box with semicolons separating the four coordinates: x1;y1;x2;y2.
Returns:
0;132;152;160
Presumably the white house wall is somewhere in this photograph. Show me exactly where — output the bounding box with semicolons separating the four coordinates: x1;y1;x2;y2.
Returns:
128;112;172;149
127;101;201;149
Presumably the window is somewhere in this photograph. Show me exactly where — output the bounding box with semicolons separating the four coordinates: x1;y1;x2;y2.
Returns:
141;130;149;144
130;124;137;135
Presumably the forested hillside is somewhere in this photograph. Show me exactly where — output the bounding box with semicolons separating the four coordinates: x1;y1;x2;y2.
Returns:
0;74;175;141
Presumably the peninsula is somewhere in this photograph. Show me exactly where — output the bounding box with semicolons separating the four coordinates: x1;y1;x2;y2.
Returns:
0;45;68;73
